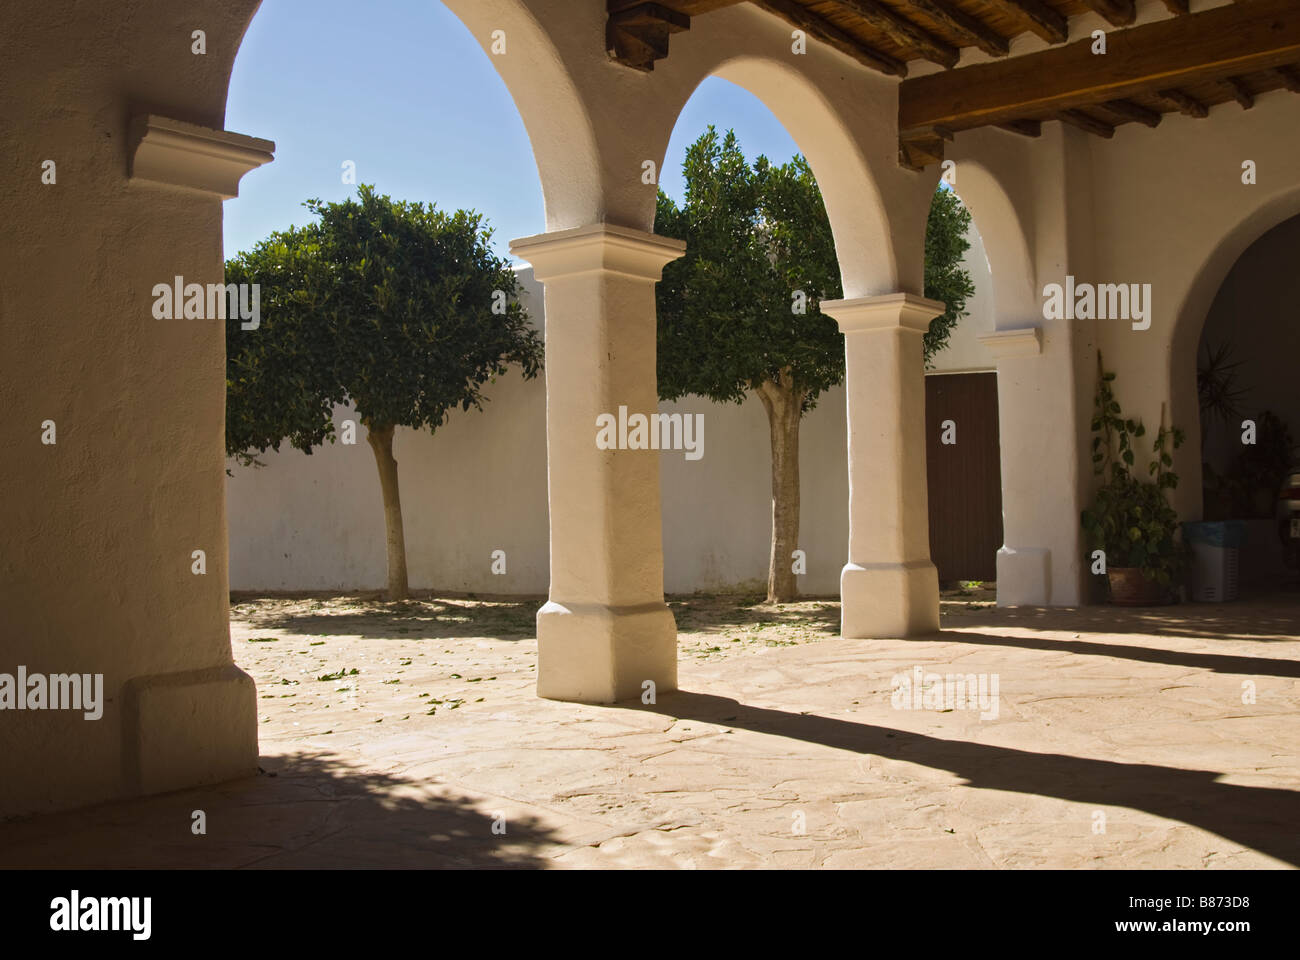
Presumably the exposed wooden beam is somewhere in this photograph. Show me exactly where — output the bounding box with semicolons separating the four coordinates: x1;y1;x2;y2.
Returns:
1224;75;1255;109
1160;0;1189;13
900;0;1300;135
751;0;907;76
996;119;1042;137
899;123;952;171
1081;0;1136;27
1101;98;1162;127
606;2;690;71
827;0;959;68
904;0;1010;59
1157;88;1208;118
899;133;947;171
608;0;741;12
1057;109;1115;138
981;0;1069;45
1276;65;1300;93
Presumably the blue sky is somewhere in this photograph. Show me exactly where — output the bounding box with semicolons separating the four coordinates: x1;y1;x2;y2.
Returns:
223;0;802;262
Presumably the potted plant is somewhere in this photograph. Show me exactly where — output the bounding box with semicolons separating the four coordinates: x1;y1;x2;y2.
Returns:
1081;355;1188;605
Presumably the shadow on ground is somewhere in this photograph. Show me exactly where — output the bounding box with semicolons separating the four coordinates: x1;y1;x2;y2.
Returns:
667;593;842;636
614;691;1300;868
0;753;558;869
231;593;543;641
930;630;1300;679
944;589;1300;643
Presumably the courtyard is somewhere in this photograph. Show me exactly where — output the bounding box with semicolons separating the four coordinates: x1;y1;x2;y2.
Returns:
2;587;1295;870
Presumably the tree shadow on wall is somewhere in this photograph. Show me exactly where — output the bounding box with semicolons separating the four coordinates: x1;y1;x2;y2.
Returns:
0;752;558;869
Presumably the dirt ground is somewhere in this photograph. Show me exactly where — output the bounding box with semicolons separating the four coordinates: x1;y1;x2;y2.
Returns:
2;584;1297;869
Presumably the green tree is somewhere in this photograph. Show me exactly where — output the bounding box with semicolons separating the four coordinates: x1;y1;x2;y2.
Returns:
655;127;973;603
226;185;543;600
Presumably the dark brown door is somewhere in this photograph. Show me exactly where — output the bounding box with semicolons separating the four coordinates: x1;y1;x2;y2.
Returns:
925;372;1003;583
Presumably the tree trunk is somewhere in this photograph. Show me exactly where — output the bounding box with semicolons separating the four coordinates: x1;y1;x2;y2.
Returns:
757;373;803;604
365;422;410;601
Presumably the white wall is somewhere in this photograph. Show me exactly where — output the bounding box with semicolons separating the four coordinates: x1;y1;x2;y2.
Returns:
930;218;995;374
229;254;996;596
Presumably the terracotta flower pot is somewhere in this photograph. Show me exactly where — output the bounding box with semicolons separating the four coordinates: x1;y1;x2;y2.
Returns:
1106;567;1171;606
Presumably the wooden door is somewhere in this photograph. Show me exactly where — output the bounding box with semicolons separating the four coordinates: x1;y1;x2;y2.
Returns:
925;372;1003;583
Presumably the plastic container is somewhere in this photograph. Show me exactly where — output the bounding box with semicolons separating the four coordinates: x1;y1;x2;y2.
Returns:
1183;521;1245;602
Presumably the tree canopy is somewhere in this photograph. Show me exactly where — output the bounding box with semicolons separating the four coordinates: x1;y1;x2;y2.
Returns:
226;184;542;464
225;184;543;598
654;126;975;602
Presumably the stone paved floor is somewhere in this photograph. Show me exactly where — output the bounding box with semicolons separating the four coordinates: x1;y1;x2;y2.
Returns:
2;588;1297;869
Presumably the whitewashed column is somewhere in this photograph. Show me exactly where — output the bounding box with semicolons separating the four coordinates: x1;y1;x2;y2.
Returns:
510;224;685;702
821;293;945;637
976;326;1055;606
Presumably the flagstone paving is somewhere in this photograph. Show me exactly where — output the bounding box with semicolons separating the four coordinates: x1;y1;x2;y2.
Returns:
3;587;1297;869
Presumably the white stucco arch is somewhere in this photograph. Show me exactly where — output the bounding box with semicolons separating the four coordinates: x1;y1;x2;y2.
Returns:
949;162;1038;327
660;54;901;298
420;0;604;232
1167;184;1300;518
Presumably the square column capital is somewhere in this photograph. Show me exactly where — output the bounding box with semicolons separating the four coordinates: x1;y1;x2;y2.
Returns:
128;115;274;199
977;326;1042;358
821;292;946;335
510;223;686;283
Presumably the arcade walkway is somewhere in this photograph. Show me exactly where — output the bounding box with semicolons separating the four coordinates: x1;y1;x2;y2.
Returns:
2;590;1296;869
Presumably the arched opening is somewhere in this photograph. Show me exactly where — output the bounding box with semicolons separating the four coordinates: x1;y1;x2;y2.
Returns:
666;55;900;298
936;163;1044;604
922;189;1001;593
223;0;558;600
1169;187;1300;525
652;61;977;629
940;153;1086;607
652;74;851;605
1191;213;1300;592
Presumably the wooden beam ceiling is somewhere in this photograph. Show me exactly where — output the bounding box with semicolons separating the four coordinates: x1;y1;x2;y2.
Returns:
981;0;1069;45
605;0;1297;174
1100;98;1161;127
750;0;908;76
1223;75;1256;109
1080;1;1135;28
607;0;1034;75
1277;65;1300;93
606;2;693;70
905;0;1010;59
899;0;1300;164
1057;108;1114;137
1157;88;1208;118
826;0;959;68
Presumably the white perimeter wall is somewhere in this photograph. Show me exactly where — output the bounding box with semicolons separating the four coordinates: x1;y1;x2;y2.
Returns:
228;232;993;596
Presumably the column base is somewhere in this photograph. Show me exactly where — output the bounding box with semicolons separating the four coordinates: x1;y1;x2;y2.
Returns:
995;546;1051;606
536;600;678;703
122;664;258;796
841;560;939;638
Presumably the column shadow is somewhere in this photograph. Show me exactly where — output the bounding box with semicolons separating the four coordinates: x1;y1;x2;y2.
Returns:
613;691;1300;867
929;630;1300;678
